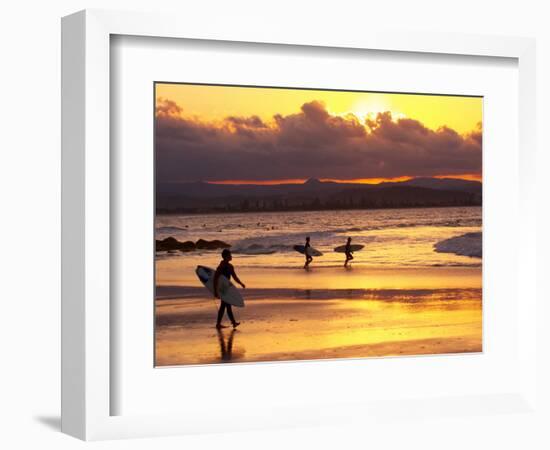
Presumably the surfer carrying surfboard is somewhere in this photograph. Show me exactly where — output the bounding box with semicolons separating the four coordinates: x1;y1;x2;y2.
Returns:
344;237;354;267
214;249;245;329
304;236;313;269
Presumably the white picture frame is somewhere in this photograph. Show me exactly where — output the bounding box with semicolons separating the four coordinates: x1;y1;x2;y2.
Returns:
61;9;539;441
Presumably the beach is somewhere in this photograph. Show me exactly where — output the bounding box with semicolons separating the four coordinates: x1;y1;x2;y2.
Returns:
155;265;482;366
155;207;482;366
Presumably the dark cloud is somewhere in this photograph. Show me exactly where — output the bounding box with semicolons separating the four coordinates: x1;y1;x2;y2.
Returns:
156;98;182;117
225;115;267;129
155;99;482;182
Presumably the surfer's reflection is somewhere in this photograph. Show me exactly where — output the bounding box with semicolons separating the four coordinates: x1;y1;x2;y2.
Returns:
217;328;244;362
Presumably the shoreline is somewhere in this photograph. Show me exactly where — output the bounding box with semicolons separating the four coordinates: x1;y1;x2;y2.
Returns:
156;285;482;301
154;224;482;366
156;265;482;291
155;285;482;366
157;203;482;216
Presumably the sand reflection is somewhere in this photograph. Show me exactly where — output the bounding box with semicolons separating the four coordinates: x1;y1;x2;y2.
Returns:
216;328;245;362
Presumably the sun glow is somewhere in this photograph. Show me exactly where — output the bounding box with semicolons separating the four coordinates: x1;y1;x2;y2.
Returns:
206;175;484;186
207;179;306;185
434;173;482;182
346;98;406;123
156;84;482;134
319;176;414;184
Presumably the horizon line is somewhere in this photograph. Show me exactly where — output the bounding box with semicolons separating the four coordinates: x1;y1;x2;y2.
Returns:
201;174;482;186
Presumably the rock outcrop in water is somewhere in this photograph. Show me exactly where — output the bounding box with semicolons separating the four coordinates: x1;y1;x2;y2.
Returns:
434;232;482;258
195;239;231;250
156;237;196;252
156;236;231;252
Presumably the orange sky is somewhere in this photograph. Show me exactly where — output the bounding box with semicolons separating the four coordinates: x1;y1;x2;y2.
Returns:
207;174;481;185
156;83;482;134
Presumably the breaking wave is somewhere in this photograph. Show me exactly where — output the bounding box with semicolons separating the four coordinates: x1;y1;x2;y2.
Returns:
434;232;482;258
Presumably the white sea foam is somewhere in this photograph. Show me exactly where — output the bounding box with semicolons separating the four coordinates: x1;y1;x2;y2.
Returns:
156;207;482;267
434;232;482;258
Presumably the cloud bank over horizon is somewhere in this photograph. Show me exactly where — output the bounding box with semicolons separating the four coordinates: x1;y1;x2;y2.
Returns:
155;98;482;184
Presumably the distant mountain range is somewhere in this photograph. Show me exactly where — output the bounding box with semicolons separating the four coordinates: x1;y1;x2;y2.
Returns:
156;177;482;214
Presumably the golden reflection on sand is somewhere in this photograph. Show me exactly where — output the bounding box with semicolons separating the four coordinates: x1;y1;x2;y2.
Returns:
156;260;482;290
155;278;482;366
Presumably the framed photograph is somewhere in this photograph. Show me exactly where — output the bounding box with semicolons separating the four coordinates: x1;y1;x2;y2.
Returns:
62;9;539;441
153;82;484;367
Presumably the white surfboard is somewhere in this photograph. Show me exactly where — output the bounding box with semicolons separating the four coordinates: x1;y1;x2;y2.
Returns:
293;244;323;256
195;265;245;307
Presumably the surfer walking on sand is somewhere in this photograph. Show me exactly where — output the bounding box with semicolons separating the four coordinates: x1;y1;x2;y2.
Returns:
304;236;313;269
214;249;245;329
344;237;354;267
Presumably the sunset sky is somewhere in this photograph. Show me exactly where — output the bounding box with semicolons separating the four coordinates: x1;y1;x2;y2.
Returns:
155;83;482;184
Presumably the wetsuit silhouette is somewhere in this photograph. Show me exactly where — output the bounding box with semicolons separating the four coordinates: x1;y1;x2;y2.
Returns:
344;238;354;267
304;237;313;268
213;250;245;328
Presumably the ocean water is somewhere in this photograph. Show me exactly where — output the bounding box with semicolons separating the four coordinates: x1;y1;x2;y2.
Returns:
155;206;482;269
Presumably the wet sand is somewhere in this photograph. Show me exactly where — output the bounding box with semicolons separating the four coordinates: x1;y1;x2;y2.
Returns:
156;261;482;290
155;267;482;366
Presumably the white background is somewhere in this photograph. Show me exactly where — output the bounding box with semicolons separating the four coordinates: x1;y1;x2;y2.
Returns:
0;1;548;449
112;36;520;417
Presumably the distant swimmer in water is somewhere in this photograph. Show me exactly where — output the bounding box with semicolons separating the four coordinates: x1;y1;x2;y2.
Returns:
214;249;246;329
304;236;313;269
344;237;354;267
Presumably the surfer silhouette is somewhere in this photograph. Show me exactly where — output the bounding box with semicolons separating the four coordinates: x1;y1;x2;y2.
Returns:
214;249;245;329
304;236;313;269
344;237;354;267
